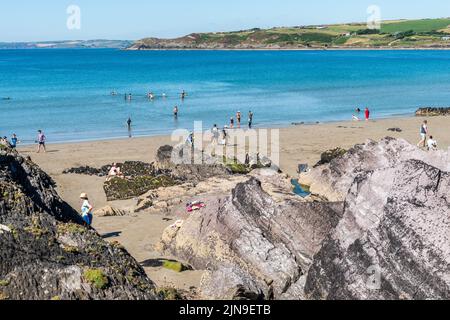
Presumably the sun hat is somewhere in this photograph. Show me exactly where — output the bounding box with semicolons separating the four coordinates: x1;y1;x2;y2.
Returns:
79;193;88;199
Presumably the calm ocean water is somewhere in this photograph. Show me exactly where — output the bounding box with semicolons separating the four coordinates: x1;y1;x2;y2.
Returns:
1;49;450;143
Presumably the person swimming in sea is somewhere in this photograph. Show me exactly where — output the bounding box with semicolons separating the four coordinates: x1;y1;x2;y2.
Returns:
181;90;187;100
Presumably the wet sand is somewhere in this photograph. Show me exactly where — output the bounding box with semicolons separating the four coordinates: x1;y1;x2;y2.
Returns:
17;115;450;292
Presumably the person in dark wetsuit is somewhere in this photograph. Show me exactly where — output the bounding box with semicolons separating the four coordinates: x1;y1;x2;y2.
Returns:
127;117;132;138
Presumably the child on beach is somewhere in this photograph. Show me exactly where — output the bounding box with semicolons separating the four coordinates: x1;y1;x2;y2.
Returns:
10;134;19;149
417;120;429;148
427;136;438;151
36;130;46;153
79;193;94;226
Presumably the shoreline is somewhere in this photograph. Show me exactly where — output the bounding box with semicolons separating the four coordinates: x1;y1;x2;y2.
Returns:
18;115;449;179
15;112;414;147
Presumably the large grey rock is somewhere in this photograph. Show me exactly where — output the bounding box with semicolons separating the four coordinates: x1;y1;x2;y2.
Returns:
0;147;157;300
157;178;343;299
157;138;449;300
301;137;449;201
305;159;449;300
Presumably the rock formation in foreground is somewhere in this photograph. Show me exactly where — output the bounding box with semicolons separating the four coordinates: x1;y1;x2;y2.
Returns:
157;138;449;300
0;147;157;300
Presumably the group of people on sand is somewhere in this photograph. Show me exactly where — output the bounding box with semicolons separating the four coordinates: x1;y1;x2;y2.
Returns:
417;120;439;151
352;107;371;122
0;134;20;149
0;130;46;153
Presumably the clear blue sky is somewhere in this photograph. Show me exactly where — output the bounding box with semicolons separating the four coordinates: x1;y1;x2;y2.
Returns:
1;0;449;41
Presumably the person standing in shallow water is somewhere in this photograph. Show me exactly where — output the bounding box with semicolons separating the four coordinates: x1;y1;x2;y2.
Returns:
248;111;254;129
174;106;179;118
79;193;94;226
127;117;132;138
236;111;242;128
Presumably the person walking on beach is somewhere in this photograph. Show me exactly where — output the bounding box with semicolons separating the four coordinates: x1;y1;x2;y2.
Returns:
127;117;132;138
417;120;429;148
236;111;242;128
36;130;46;153
248;111;254;129
212;124;219;145
221;126;228;145
10;134;19;149
230;117;235;129
365;107;370;121
79;193;94;227
174;106;179;118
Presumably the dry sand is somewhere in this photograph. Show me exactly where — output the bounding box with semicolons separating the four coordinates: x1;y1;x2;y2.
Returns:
17;116;450;292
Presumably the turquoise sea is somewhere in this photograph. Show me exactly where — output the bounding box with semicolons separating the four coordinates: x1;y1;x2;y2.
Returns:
1;49;450;143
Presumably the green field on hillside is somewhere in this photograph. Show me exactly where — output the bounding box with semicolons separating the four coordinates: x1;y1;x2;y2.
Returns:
381;18;450;33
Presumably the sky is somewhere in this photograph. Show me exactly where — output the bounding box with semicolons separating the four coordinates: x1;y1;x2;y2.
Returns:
0;0;449;42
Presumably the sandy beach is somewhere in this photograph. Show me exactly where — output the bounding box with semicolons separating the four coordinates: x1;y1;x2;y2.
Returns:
17;115;450;292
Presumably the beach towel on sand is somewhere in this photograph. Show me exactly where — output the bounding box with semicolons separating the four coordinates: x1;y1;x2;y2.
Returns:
186;201;206;213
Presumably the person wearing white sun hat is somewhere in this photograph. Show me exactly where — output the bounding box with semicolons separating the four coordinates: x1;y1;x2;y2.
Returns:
79;193;94;226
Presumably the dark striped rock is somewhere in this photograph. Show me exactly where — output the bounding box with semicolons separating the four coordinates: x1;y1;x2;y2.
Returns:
0;147;157;300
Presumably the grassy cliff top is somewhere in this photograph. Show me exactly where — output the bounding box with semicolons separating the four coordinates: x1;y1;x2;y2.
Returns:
130;18;450;50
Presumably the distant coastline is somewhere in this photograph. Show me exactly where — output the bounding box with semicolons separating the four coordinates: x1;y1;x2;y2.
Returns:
3;18;450;51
